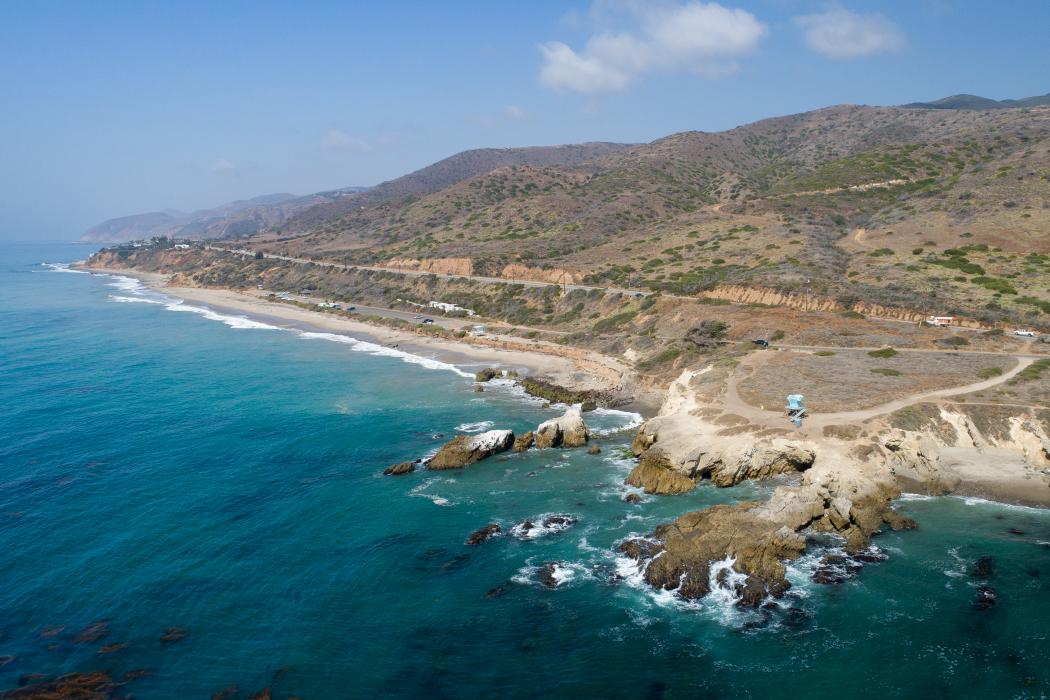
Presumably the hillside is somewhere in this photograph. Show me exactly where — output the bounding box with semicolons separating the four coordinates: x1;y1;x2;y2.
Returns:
903;93;1050;110
241;104;1050;326
279;142;634;230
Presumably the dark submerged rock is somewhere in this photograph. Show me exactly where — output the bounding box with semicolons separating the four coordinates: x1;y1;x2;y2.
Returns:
623;493;642;504
465;523;501;545
160;627;187;643
97;642;126;654
973;585;998;610
4;672;116;698
71;622;109;644
972;556;995;579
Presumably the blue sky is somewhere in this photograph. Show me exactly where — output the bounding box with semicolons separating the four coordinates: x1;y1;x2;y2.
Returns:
1;0;1048;240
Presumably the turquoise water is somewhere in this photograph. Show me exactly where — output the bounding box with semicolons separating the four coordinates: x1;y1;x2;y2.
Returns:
2;242;1049;698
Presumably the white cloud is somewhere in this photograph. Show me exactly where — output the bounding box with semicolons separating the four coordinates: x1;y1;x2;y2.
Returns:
794;5;904;59
503;104;530;120
539;1;767;94
210;158;237;174
322;129;371;153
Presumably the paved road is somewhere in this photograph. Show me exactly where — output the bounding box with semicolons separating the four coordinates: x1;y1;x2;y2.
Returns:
211;245;1048;345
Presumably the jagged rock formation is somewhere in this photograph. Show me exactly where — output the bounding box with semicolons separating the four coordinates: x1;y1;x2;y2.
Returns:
535;407;589;448
623;456;913;606
513;431;535;452
426;430;514;469
624;449;696;495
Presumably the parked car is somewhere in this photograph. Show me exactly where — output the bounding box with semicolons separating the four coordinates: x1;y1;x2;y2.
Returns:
422;318;435;325
752;339;769;347
1013;329;1036;337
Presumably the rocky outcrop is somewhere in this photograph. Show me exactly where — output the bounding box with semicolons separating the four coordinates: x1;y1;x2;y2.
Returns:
623;460;907;605
466;523;501;545
625;450;696;495
518;377;605;410
696;440;816;487
535;407;590;448
426;430;514;469
513;431;535;452
383;460;417;476
475;367;501;382
626;430;814;494
385;257;474;276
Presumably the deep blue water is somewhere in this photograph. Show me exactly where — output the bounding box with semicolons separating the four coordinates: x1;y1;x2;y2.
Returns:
1;241;1049;699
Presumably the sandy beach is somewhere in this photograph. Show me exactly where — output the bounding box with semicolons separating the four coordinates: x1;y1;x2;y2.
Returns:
80;265;662;415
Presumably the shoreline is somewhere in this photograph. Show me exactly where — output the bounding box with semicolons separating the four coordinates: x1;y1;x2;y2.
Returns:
76;262;1048;509
78;264;663;416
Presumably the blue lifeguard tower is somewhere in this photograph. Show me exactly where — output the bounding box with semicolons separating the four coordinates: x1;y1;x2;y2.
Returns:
786;394;806;427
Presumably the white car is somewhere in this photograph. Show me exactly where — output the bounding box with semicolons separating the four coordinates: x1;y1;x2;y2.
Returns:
1013;329;1036;338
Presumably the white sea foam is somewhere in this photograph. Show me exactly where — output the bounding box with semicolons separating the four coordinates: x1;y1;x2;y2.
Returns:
79;267;495;379
512;560;592;588
42;262;89;274
106;275;145;293
298;331;473;377
166;302;284;330
407;477;454;507
897;493;936;502
590;408;644;436
509;514;577;539
456;420;494;434
954;495;1047;513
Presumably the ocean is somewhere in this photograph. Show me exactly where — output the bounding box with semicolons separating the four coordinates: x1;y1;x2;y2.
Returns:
1;241;1049;698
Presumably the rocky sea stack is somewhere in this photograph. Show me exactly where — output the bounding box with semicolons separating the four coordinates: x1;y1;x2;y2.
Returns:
535;407;590;448
427;430;515;469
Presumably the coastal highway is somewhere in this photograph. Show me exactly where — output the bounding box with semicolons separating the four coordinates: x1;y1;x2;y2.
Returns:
209;246;1048;343
206;246;649;297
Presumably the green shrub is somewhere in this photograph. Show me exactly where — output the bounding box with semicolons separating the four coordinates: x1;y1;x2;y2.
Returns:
592;310;637;333
841;310;865;319
814;351;836;356
977;367;1003;379
871;368;902;376
868;347;898;358
770;329;785;341
971;277;1017;295
1012;359;1050;383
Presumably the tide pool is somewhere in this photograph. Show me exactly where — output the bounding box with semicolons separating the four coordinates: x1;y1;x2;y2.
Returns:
1;242;1048;698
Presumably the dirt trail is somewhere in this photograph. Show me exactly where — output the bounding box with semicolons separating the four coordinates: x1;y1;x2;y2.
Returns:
720;352;1033;433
